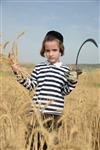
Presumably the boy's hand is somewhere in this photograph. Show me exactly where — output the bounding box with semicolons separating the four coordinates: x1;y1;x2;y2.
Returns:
68;71;78;82
68;64;82;77
11;63;20;75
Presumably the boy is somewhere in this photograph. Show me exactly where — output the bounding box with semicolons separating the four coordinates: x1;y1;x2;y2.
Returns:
11;30;78;149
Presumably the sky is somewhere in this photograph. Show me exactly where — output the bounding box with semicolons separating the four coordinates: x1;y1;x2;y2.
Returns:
1;0;100;64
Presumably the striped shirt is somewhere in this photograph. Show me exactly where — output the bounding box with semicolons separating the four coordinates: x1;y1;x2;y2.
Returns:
17;61;77;115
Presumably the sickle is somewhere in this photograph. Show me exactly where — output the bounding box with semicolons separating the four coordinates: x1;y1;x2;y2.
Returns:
75;38;98;77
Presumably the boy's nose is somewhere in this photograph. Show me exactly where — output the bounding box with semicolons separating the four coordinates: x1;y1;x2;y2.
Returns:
49;51;53;56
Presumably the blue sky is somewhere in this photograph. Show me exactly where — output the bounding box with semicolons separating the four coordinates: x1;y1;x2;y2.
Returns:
1;0;100;64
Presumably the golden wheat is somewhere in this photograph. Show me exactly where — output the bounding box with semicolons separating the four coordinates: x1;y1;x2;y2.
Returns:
0;38;100;150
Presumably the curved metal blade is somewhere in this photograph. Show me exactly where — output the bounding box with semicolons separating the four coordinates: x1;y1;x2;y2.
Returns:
76;38;98;66
75;38;98;78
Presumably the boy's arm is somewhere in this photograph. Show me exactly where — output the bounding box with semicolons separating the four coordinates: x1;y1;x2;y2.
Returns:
61;70;78;96
11;64;37;90
62;64;82;96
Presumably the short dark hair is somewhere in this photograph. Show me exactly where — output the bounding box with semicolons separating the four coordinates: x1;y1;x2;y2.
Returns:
40;30;64;57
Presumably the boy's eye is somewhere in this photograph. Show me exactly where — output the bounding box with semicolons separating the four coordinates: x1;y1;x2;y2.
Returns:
45;49;50;52
52;49;58;52
45;49;58;52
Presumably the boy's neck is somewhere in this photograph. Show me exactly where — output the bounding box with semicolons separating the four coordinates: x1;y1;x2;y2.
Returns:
46;60;62;67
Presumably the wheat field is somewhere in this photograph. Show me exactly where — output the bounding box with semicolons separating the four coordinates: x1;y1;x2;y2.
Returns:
0;53;100;150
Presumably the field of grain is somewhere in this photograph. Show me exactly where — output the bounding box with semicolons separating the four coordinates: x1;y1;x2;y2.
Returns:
0;54;100;150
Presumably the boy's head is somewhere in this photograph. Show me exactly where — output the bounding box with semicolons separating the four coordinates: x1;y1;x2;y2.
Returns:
40;30;64;57
46;31;64;43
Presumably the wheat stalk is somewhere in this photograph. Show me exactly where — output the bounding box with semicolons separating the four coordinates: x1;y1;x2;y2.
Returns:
3;41;10;49
8;41;30;78
17;31;25;40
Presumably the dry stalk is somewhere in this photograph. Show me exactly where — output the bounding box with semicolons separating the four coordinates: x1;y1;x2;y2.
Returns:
8;43;30;78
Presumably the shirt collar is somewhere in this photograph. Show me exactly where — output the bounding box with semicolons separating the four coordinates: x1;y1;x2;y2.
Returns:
46;60;62;67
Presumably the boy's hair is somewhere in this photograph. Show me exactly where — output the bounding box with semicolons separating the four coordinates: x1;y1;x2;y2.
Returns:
40;30;65;57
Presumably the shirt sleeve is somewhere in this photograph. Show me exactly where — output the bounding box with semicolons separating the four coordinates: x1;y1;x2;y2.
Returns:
17;67;37;91
61;69;77;96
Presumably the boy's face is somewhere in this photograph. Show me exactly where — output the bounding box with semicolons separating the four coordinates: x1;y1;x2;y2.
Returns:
44;40;61;64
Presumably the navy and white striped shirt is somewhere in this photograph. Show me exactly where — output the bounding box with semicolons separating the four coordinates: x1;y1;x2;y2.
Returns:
17;61;77;115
